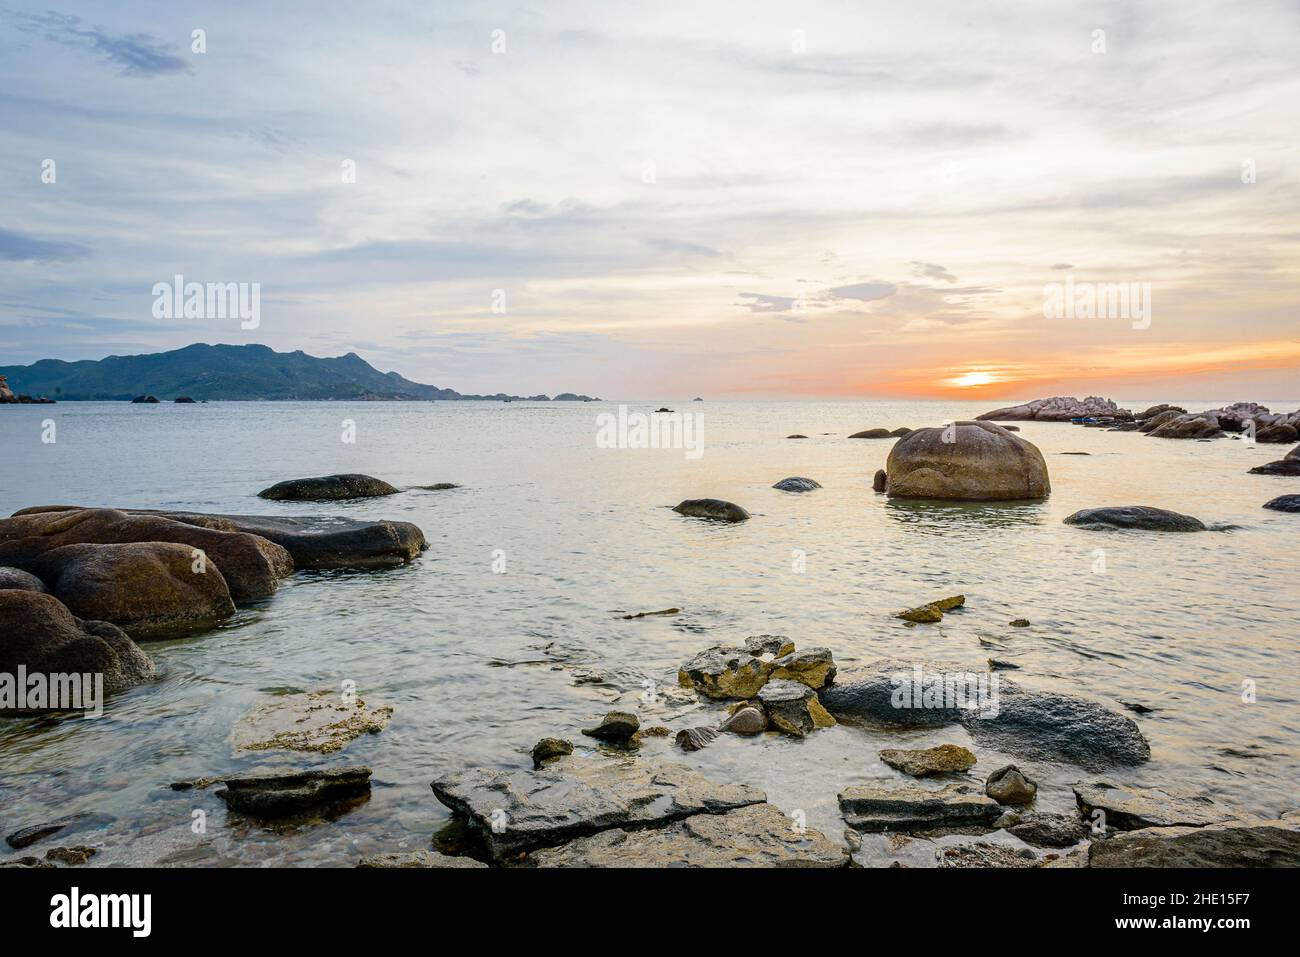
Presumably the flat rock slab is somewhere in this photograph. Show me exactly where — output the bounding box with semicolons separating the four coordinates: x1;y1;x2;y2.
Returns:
1073;781;1225;830
215;766;372;817
357;850;487;868
431;757;766;860
230;690;392;754
840;784;1001;834
1089;819;1300;867
529;802;849;868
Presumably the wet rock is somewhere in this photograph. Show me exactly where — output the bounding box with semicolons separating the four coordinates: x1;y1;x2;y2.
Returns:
675;726;718;752
0;591;155;713
38;541;236;639
619;607;679;619
886;423;1050;500
720;706;767;735
849;428;893;439
357;850;487;868
431;758;767;860
257;473;399;501
5;812;113;850
131;395;159;404
1249;459;1300;475
839;784;1001;833
770;647;836;689
985;765;1037;805
772;477;821;492
757;679;835;737
1256;423;1299;444
873;469;888;493
1263;494;1300;512
0;566;45;592
43;846;97;866
0;508;291;602
1073;781;1224;830
230;689;392;754
786;434;808;439
880;744;976;777
1064;505;1206;532
1009;618;1031;627
1088;818;1300;867
898;604;944;623
531;737;573;768
977;397;1129;422
640;725;671;737
937;841;1039;868
672;498;750;522
529;802;849;868
414;483;460;491
582;711;640;742
0;857;54;868
745;634;796;656
215;766;373;817
678;644;781;699
1006;813;1090;848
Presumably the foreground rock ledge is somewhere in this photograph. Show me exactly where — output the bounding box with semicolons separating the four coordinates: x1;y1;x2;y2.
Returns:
839;784;1001;833
1088;818;1300;867
431;757;766;860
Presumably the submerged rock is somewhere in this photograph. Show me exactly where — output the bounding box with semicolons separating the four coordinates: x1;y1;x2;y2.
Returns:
431;758;766;860
897;595;963;624
757;679;835;737
1088;818;1300;867
230;689;392;754
672;498;751;522
531;737;573;768
880;744;976;777
839;784;1001;833
675;726;719;752
985;765;1037;805
1249;459;1300;476
849;428;893;439
772;476;821;492
528;802;849;868
5;812;114;850
257;473;399;501
215;766;372;817
0;591;155;713
0;566;45;592
786;434;808;439
357;850;487;868
1263;494;1300;512
1063;506;1206;532
38;541;236;639
582;711;640;742
885;423;1050;501
1073;781;1225;830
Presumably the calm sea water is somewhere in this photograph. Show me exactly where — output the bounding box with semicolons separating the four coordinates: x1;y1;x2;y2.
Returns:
3;399;1299;866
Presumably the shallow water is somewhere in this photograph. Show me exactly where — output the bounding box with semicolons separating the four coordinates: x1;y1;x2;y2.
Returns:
2;399;1298;866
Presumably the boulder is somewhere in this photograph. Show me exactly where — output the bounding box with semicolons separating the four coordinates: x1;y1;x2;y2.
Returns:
976;397;1129;422
257;473;399;501
849;429;893;439
1063;506;1206;532
839;784;1001;833
0;566;45;592
720;706;767;735
215;766;372;817
38;542;236;639
0;591;154;713
528;802;849;868
757;679;835;737
1256;423;1299;444
873;469;887;493
431;758;767;860
1088;818;1300;867
230;689;392;754
672;499;750;522
0;508;291;602
582;711;640;742
1139;404;1183;419
675;727;718;752
531;737;573;768
1263;495;1300;513
1073;782;1225;830
1288;443;1300;460
678;639;792;699
1208;401;1271;432
985;765;1036;805
1249;459;1300;475
1006;812;1090;848
769;647;836;689
879;744;976;776
130;395;159;404
772;477;821;492
1138;408;1184;433
1148;413;1223;439
357;850;487;868
885;422;1050;500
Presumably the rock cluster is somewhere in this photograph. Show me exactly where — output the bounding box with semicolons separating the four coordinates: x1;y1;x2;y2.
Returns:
976;396;1131;422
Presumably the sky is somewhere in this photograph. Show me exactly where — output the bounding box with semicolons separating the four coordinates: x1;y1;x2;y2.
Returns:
2;0;1298;400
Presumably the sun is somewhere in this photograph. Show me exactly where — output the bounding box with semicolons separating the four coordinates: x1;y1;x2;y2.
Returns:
949;371;998;388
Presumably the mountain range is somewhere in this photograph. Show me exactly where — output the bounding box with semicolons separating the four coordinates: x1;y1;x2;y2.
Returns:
0;343;598;402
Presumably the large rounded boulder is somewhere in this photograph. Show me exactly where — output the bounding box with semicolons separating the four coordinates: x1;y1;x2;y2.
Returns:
0;591;155;712
257;474;398;501
39;542;237;639
884;422;1050;501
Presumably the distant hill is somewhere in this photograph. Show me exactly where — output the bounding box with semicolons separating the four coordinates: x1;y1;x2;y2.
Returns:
0;343;597;402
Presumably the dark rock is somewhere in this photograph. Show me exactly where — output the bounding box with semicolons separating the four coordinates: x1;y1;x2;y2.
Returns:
357;850;487;868
772;476;821;492
1009;618;1031;627
786;434;808;439
839;784;1001;833
431;758;766;860
675;726;718;752
890;427;912;437
1138;409;1184;433
985;765;1036;805
1007;812;1090;848
414;482;460;490
1249;459;1300;475
0;591;154;714
880;744;976;776
581;711;640;742
5;812;113;850
130;395;159;404
1073;781;1224;830
44;845;97;865
1263;495;1300;512
0;566;45;592
977;397;1128;422
1256;423;1298;444
215;766;373;817
757;678;835;737
672;499;750;522
531;737;573;768
528;802;849;868
886;423;1050;500
1063;506;1206;532
173;396;195;403
849;428;893;439
873;469;887;493
258;473;399;501
1088;818;1300;867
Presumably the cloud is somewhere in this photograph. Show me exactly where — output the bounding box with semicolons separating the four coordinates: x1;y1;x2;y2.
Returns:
9;10;191;77
911;262;957;283
0;228;91;262
827;282;897;302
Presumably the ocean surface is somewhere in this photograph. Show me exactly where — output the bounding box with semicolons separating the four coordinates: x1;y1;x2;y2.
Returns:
2;398;1299;866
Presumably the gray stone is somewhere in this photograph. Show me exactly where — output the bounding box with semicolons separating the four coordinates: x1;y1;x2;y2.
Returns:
674;726;718;752
582;711;640;742
1249;459;1300;476
216;766;372;817
849;428;893;439
772;477;821;492
1073;781;1225;830
879;744;977;777
431;758;766;860
839;784;1002;833
678;642;788;699
873;469;887;493
1063;506;1206;532
1007;812;1090;848
1263;494;1300;512
720;706;767;735
528;802;849;868
257;473;398;501
531;737;573;768
0;566;45;592
672;498;750;522
985;765;1036;805
757;678;836;737
886;423;1050;501
230;689;392;754
1088;818;1300;867
357;850;487;868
